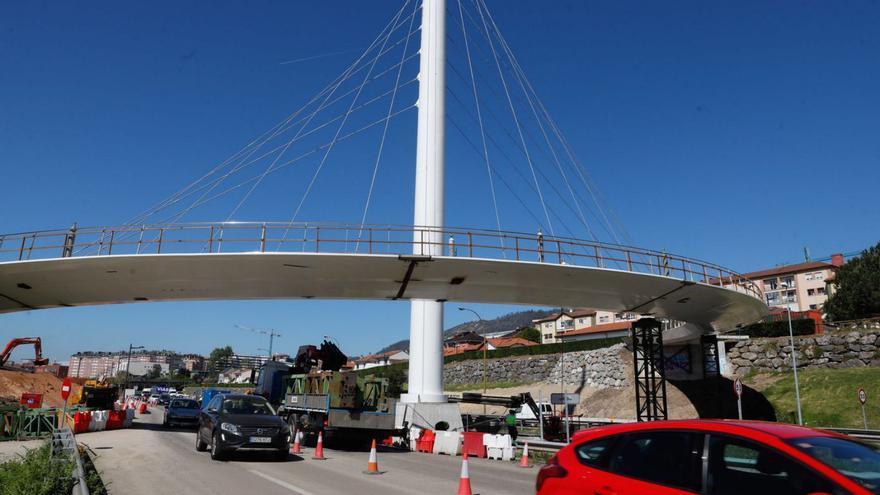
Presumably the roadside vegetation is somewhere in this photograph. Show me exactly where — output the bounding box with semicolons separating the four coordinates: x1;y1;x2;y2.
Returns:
747;367;880;429
0;442;74;495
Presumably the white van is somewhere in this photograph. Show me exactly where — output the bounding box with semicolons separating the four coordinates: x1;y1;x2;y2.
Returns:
516;402;553;420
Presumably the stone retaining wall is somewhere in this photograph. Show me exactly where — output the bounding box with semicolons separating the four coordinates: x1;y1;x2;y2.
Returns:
443;343;628;389
727;330;880;376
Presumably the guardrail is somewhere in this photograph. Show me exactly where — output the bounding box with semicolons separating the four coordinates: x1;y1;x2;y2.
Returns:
0;222;763;300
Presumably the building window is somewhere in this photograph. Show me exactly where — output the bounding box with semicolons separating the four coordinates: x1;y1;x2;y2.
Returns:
599;316;610;323
809;304;817;310
814;272;824;280
782;276;795;288
817;287;826;295
805;273;814;281
807;289;815;296
766;293;780;304
764;279;778;291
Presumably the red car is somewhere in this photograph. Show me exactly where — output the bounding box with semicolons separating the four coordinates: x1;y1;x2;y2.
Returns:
536;420;880;495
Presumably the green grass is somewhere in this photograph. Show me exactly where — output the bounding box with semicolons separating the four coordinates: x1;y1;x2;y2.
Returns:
753;367;880;429
0;441;75;495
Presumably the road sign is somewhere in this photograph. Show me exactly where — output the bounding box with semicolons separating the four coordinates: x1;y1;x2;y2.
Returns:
61;377;72;401
550;393;579;405
859;388;869;430
734;378;744;420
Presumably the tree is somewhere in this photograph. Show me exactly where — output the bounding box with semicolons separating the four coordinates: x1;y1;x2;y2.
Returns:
513;327;541;343
207;346;234;374
824;242;880;321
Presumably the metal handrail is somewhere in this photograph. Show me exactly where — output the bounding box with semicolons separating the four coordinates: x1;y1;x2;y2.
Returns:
0;222;764;300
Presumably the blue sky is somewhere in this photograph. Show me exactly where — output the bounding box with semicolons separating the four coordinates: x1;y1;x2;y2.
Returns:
1;1;878;363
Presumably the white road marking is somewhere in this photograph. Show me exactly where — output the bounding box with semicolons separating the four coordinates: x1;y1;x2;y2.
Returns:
248;469;319;495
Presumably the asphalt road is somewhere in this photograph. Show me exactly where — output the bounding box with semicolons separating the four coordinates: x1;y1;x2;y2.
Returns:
83;406;537;495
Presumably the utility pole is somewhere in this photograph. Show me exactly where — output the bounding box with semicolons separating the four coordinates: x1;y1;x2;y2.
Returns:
459;307;487;413
124;344;144;395
403;0;446;404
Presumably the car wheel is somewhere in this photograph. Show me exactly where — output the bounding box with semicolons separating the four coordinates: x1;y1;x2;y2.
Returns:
210;431;225;461
195;430;207;452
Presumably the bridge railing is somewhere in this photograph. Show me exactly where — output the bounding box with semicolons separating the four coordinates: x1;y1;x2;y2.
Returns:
0;222;763;300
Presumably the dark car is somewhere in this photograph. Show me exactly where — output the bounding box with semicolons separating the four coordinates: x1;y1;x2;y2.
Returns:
157;393;171;406
196;393;290;461
163;398;201;427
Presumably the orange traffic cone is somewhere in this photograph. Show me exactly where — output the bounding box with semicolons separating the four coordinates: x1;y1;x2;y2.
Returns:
363;439;382;475
519;442;532;468
457;453;473;495
312;431;326;460
291;430;303;455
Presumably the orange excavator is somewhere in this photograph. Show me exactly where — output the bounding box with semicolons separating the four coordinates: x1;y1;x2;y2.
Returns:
0;337;50;371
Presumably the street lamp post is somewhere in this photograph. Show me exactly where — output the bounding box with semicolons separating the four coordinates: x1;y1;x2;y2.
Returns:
780;282;804;425
124;344;144;395
458;307;488;414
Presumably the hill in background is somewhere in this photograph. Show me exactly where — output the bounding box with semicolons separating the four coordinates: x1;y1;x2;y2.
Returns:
376;308;556;354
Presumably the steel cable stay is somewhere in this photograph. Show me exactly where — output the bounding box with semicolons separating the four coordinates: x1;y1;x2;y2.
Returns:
473;0;554;239
457;0;631;248
355;0;422;253
445;7;616;247
453;0;506;258
446;113;610;268
99;5;421;253
223;2;419;224
276;3;412;250
169;8;419;229
121;4;419;230
444;84;615;264
478;0;633;248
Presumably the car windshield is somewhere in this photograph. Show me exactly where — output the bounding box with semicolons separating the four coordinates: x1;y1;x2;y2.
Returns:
170;399;199;409
222;397;275;415
787;436;880;494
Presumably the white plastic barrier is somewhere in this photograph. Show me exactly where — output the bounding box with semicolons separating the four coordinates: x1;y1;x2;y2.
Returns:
432;431;462;456
408;427;423;452
123;408;135;428
484;434;515;461
94;410;108;431
88;413;98;432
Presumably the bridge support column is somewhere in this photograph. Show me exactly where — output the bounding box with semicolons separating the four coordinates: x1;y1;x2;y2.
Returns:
631;318;668;421
402;0;447;406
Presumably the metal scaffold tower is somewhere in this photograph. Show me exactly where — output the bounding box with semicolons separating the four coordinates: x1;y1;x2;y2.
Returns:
631;318;668;421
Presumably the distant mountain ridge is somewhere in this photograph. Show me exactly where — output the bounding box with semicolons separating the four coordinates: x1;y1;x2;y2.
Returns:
376;308;556;354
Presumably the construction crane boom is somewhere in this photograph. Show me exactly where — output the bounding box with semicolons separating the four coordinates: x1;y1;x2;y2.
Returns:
0;337;50;368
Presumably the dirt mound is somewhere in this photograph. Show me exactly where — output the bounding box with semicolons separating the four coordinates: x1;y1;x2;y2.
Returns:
0;370;82;408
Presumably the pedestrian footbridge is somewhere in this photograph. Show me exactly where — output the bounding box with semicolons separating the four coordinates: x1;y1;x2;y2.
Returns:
0;223;767;341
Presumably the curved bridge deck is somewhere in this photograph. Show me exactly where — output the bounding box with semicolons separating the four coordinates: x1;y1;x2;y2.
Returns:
0;223;766;332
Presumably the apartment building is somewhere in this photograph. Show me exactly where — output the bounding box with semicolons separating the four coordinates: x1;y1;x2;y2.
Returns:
533;309;641;344
725;254;843;312
68;350;197;378
68;352;122;378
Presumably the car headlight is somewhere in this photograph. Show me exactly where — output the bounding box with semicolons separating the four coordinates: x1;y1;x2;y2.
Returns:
220;423;240;435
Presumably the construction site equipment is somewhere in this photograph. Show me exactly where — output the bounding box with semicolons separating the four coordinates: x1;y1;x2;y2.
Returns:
75;379;119;410
0;337;49;369
256;340;396;444
451;392;570;441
